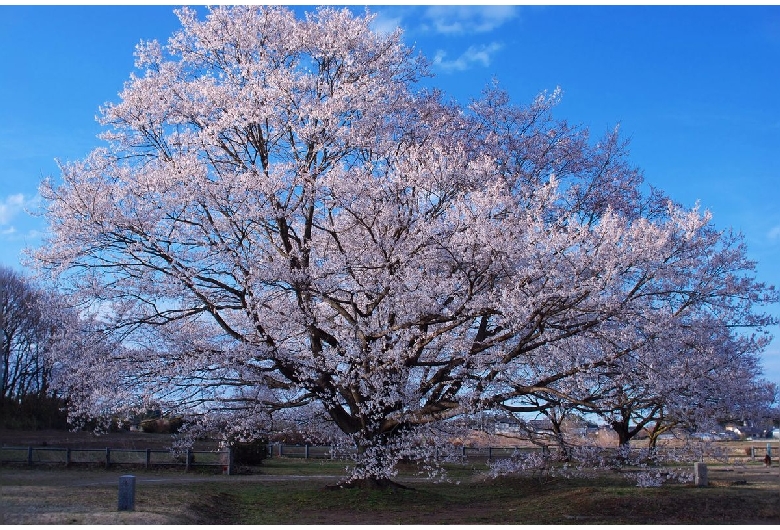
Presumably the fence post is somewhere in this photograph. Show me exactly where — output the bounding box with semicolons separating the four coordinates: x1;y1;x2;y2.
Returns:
185;448;191;472
279;443;283;457
105;448;111;469
694;462;708;487
145;449;151;470
305;444;309;460
226;447;234;476
65;448;71;467
488;447;492;461
27;446;33;466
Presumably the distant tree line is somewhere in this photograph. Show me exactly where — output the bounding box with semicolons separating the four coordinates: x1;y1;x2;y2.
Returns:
0;266;68;429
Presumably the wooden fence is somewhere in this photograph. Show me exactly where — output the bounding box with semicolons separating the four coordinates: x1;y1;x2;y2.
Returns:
0;443;542;471
3;441;778;473
0;446;232;473
739;443;779;461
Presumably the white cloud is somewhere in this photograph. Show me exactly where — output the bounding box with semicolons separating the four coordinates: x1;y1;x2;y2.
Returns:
370;11;403;36
0;193;26;226
424;6;519;35
0;193;41;239
769;225;780;241
433;42;504;73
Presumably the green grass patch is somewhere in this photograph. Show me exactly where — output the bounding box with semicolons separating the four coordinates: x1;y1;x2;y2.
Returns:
249;457;349;476
3;461;779;524
174;472;779;525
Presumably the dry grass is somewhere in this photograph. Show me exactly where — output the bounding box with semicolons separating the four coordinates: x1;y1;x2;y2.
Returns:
2;458;779;525
3;430;779;524
0;469;197;524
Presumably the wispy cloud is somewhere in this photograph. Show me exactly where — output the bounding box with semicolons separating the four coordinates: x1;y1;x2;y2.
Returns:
0;193;41;232
433;43;504;73
368;6;517;74
768;225;780;242
369;5;519;38
423;6;519;35
0;193;26;226
370;11;403;36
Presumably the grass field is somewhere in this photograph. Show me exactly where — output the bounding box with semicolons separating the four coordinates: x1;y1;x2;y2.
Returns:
2;456;779;524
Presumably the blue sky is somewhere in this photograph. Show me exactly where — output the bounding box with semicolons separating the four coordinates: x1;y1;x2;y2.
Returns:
1;4;779;384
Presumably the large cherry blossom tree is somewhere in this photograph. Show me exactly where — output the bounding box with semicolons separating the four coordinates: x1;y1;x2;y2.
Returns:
33;6;776;486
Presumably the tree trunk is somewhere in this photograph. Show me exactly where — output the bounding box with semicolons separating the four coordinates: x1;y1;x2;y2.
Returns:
648;433;659;449
611;420;632;446
336;426;409;489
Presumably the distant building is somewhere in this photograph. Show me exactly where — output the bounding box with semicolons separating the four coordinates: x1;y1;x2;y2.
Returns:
724;421;763;439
